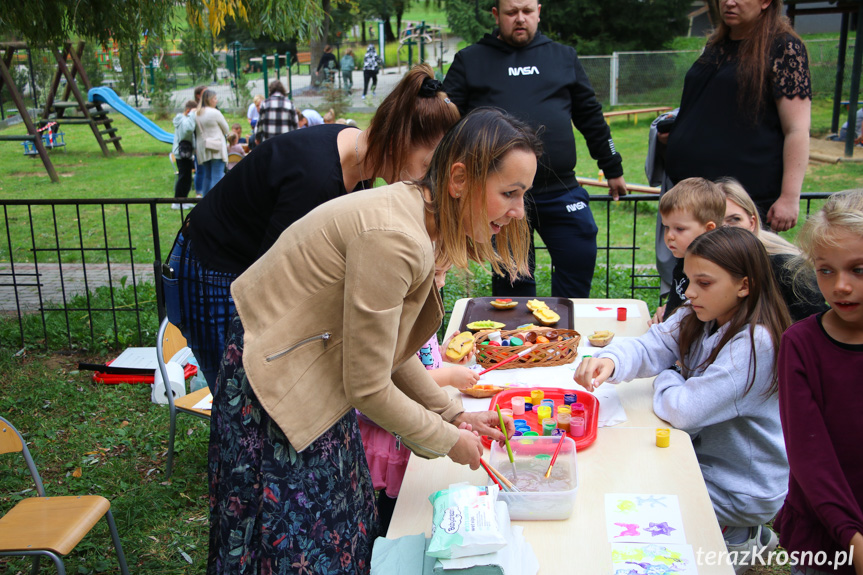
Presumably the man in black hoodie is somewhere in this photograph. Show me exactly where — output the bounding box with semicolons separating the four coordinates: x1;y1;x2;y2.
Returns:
444;0;627;298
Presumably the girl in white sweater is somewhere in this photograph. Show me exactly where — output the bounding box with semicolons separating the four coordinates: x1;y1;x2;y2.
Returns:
576;226;791;574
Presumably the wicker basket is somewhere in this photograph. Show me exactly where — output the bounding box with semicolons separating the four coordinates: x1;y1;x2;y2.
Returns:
474;328;581;370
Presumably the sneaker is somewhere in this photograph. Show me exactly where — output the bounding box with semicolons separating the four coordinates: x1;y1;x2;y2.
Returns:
181;203;196;210
725;525;779;574
171;203;181;210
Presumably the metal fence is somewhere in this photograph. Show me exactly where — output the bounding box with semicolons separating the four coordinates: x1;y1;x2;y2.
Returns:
0;193;834;352
577;38;856;107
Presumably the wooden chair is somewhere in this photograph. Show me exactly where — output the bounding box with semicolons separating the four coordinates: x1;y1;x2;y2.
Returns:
226;152;244;169
0;416;130;575
156;317;212;477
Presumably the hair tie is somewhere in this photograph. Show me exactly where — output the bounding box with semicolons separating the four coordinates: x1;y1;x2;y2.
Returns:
419;78;444;98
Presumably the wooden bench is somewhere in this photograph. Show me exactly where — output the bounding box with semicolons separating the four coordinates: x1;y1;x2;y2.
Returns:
295;52;312;74
603;106;673;125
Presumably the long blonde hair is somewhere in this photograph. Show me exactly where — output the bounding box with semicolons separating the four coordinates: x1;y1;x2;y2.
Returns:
797;190;863;263
420;109;542;281
719;178;799;257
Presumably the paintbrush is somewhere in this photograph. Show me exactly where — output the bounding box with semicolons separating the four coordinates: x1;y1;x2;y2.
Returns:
478;345;538;376
544;435;566;479
495;404;518;479
481;458;521;492
478;458;507;492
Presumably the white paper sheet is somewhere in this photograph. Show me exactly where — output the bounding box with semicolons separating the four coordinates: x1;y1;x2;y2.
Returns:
605;494;687;544
459;346;630;427
192;393;213;410
611;543;699;575
572;303;642;318
110;347;158;370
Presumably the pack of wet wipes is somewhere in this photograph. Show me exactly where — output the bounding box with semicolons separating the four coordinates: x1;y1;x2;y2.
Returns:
426;483;507;559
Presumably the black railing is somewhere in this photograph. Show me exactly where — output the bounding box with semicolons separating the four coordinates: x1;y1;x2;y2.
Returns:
0;193;834;351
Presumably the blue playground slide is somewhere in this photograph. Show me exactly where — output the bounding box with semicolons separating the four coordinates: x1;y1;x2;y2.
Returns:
88;87;173;144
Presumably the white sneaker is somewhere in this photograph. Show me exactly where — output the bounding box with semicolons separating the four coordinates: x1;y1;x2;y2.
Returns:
171;203;181;210
725;525;779;574
181;203;196;210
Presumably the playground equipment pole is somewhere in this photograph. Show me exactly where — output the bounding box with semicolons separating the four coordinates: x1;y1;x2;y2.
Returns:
26;47;39;110
286;52;293;99
262;54;268;97
131;43;139;107
419;21;426;64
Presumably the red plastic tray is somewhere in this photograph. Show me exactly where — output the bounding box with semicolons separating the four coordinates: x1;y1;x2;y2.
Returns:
92;361;197;385
483;387;598;451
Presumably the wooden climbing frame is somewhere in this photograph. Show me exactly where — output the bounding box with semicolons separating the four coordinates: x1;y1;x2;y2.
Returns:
0;41;124;183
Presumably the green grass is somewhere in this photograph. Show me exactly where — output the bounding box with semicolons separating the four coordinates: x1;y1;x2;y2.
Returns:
402;0;450;32
0;349;211;574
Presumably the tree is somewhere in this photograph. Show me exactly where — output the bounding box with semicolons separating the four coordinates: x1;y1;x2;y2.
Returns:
540;0;693;54
0;0;322;48
446;0;495;44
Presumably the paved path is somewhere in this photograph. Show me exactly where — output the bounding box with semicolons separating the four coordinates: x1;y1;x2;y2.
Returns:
0;263;152;312
139;36;463;113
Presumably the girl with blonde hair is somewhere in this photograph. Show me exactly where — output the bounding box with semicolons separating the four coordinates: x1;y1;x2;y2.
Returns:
720;178;826;321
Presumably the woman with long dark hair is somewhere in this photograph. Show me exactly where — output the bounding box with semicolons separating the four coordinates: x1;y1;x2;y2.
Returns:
665;0;811;232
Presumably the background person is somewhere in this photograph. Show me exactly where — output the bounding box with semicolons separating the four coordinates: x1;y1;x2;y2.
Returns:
226;133;246;170
341;47;356;93
316;44;337;85
362;44;382;99
171;99;197;210
720;178;827;322
207;108;537;573
775;190;863;575
255;80;298;141
167;65;460;388
443;0;628;298
665;0;811;232
194;89;229;196
247;94;263;131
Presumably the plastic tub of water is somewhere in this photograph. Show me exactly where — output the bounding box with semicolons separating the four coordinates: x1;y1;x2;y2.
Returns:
489;436;578;520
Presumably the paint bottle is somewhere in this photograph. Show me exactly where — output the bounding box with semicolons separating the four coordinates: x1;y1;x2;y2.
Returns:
540;398;555;417
511;396;526;416
499;408;513;419
563;393;577;406
542;417;557;436
536;405;551;424
488;330;503;344
570;416;585;437
557;405;571;417
571;402;586;423
557;411;571;432
656;428;670;448
530;389;544;405
524;402;533;412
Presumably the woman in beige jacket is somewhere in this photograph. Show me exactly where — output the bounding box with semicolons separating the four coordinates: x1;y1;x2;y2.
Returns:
194;89;229;196
207;109;541;574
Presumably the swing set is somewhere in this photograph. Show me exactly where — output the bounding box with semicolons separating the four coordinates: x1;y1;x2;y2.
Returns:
0;41;123;182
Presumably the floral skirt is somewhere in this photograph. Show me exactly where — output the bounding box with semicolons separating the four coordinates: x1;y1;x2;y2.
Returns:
207;314;379;575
